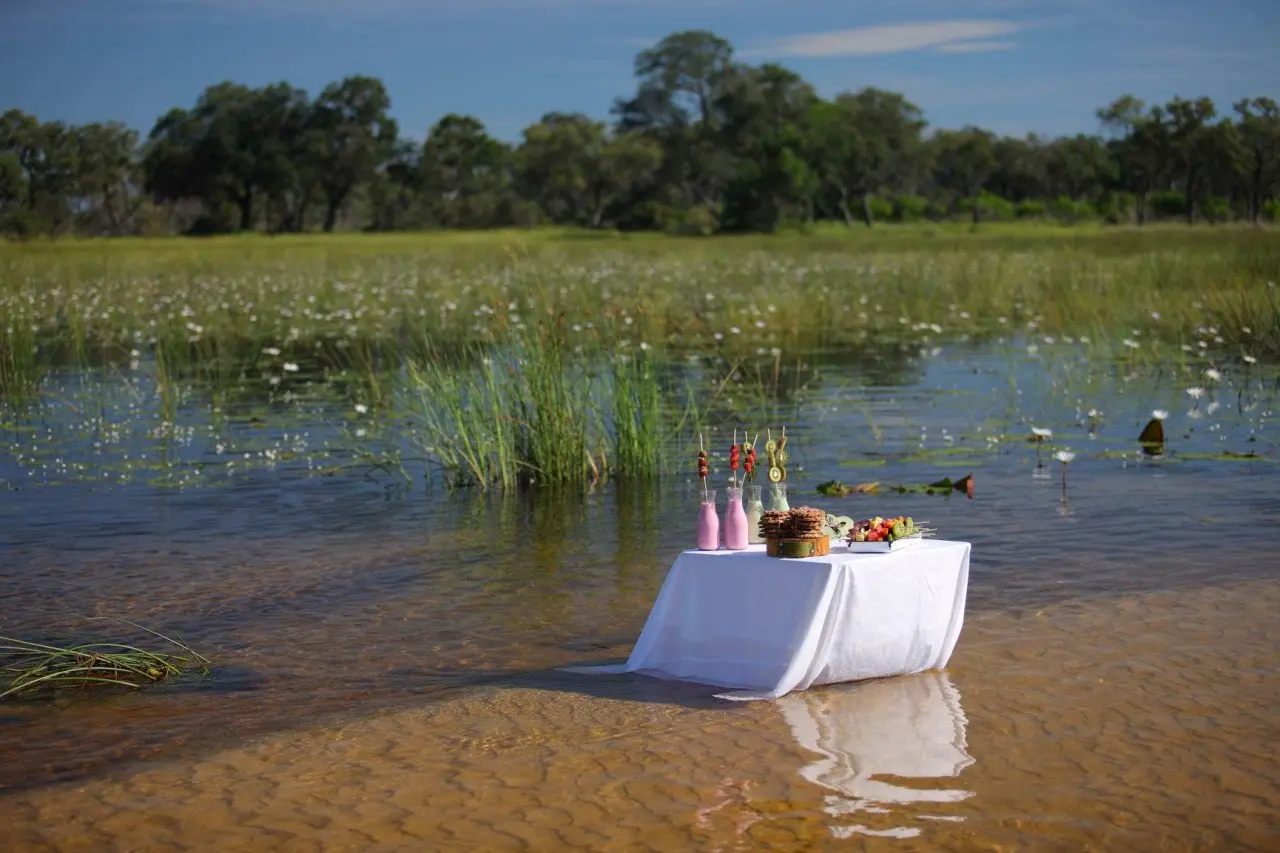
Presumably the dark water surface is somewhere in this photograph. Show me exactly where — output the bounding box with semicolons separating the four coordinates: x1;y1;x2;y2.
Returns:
2;343;1278;850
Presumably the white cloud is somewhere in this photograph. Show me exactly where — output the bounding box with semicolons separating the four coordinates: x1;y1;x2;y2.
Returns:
935;39;1016;53
747;20;1024;58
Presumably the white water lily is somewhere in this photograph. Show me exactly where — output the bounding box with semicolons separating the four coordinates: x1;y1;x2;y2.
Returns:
263;347;281;356
1186;387;1204;399
1087;409;1101;419
354;403;368;414
1152;409;1169;420
1206;401;1221;415
1204;368;1222;382
1031;427;1053;439
1243;355;1257;364
283;362;299;372
1053;450;1076;464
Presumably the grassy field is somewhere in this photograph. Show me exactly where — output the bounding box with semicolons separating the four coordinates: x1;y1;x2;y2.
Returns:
2;225;1276;489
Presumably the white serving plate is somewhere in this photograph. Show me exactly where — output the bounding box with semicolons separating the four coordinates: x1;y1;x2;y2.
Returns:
843;534;925;553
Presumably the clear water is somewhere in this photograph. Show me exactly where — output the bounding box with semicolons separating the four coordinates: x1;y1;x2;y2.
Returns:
2;342;1277;850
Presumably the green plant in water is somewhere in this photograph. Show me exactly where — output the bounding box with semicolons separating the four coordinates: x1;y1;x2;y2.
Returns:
515;319;593;488
1;618;211;699
611;347;664;478
405;353;519;490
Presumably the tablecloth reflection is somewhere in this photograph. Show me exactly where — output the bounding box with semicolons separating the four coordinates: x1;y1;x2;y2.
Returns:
779;672;975;839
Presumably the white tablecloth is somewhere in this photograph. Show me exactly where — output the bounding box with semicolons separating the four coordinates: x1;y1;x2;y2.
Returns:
564;539;970;700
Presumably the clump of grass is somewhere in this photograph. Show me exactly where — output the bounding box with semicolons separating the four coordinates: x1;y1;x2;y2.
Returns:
404;327;683;490
514;318;594;488
404;352;519;490
1;618;211;700
0;323;45;400
611;347;664;478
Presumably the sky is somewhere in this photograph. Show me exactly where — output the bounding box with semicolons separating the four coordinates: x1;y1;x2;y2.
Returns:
1;0;1277;143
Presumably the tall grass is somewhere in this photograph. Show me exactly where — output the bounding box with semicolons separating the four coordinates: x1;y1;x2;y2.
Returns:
2;228;1277;388
611;347;664;479
402;323;690;489
2;226;1276;490
515;320;595;488
404;355;519;490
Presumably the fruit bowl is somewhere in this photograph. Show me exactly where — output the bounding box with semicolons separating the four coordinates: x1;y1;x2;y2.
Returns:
844;533;924;553
843;515;932;553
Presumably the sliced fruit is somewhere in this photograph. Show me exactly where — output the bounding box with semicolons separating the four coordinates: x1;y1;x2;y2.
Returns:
767;466;783;483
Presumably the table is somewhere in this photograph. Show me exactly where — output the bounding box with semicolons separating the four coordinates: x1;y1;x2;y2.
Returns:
564;539;971;701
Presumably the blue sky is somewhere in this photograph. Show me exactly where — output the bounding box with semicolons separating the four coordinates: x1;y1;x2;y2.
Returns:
2;0;1277;143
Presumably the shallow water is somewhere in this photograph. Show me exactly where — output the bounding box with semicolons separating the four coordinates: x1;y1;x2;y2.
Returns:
2;342;1278;849
3;580;1276;851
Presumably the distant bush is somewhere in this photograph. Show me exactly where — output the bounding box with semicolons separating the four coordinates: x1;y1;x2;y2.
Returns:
1149;190;1187;219
868;196;894;223
957;192;1015;221
892;195;930;222
1048;196;1096;224
656;204;719;236
1015;200;1046;219
1199;196;1231;223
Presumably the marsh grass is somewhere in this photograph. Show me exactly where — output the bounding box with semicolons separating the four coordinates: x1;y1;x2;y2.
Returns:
403;326;689;489
1;618;210;700
610;348;665;479
2;228;1277;389
3;227;1277;492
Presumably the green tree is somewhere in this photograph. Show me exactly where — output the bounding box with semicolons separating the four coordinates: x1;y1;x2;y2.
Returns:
613;30;738;229
1233;97;1280;223
143;82;309;232
420;114;511;228
1097;96;1172;225
931;126;997;223
717;64;819;230
308;75;397;232
1165;96;1218;223
72;122;142;235
807;88;925;226
0;109;80;234
366;139;422;232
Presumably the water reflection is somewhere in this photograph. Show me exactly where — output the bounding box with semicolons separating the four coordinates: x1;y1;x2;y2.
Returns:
778;672;974;840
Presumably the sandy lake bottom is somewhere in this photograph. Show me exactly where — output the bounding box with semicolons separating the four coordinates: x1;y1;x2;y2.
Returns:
3;574;1276;853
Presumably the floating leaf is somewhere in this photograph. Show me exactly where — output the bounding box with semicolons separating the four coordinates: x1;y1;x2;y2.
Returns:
816;480;880;497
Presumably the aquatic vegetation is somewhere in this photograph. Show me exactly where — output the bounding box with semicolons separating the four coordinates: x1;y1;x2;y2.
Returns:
0;230;1276;494
1;618;210;700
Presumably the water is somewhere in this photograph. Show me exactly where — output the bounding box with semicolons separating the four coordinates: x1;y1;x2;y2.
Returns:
2;342;1278;850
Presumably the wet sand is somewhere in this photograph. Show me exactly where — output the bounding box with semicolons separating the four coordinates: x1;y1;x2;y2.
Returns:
4;578;1277;852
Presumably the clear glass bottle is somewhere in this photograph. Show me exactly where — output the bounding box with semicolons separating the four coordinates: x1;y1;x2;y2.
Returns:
744;484;765;544
767;482;790;512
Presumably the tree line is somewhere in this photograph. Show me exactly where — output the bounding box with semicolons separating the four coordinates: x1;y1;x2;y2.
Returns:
2;30;1278;238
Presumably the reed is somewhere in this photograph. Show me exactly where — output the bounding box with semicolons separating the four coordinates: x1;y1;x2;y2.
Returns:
610;347;665;479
